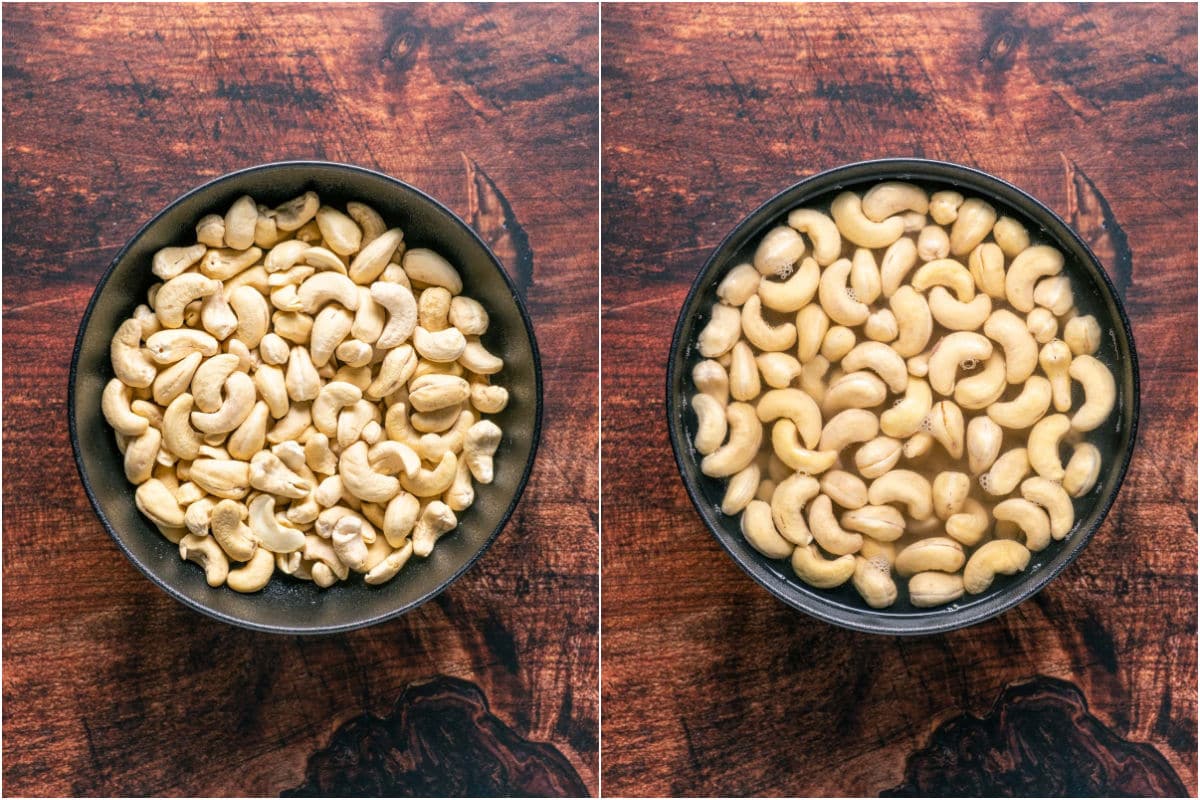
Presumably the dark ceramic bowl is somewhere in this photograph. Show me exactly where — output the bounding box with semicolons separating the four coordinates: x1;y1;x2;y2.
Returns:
667;158;1139;635
70;161;542;634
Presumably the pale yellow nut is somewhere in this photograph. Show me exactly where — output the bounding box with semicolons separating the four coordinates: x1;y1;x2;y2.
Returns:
412;501;458;557
1068;355;1115;432
402;248;463;294
953;353;1006;410
992;216;1030;258
948;197;996;256
791;545;855;589
840;504;905;541
908;572;965;607
911;258;976;302
1063;442;1102;498
916;224;950;262
967;242;1007;300
851;556;897;608
740;499;794;559
1063;314;1102;356
1005;245;1064;313
830;191;905;248
348;228;405;285
879;236;919;298
786;208;841;265
200;247;262;281
889;286;933;358
895;537;965;577
988;376;1052;430
979;448;1030;496
993;498;1052;552
753;225;806;276
861;181;928;221
817;258;870;327
868;469;933;520
945;497;991;546
179;533;230;587
770;472;820;545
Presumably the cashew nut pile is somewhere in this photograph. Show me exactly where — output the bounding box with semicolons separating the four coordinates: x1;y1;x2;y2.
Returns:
692;182;1116;609
102;191;508;592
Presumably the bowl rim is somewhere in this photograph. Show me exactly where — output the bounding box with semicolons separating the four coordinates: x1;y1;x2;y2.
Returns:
68;159;544;635
666;157;1140;636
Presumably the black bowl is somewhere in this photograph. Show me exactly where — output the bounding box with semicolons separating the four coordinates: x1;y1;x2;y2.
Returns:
70;161;542;634
667;158;1139;635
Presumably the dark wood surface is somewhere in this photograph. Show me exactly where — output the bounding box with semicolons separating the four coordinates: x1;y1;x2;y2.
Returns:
601;3;1196;796
3;4;597;796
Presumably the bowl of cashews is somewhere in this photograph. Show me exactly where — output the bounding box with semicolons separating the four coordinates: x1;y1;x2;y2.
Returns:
668;158;1138;635
70;161;542;634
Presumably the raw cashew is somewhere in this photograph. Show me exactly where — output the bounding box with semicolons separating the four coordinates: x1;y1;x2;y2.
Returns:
799;355;830;404
721;464;760;516
400;451;458;497
929;190;964;225
402;249;463;294
889;286;933;358
210;499;257;561
967;242;1007;300
861;181;928;221
819;470;868;509
1027;413;1071;480
792;545;855;588
1063;442;1102;497
146;329;218;365
330;516;369;572
771;420;837;474
153;243;207;280
740;500;794;559
756;389;822;449
927;332;993;396
850;248;882;305
370;282;418;349
190;371;256;434
413;326;466;363
459;338;504;375
1039;340;1073;412
880;236;919;298
753;225;806;276
717;262;761;306
1033;275;1074;316
807;494;863;555
180;533;231;587
249;450;311;499
298;272;359;314
992;216;1030;258
966;416;1003;475
927;400;965;459
931;471;970;520
830;191;905;248
223;195;258;250
315;205;362;255
728;341;760;402
895;537;965;577
136;479;187;528
741;295;796;351
840;341;907;393
818;408;878;452
200;247;262;281
122;426;161;483
880;377;931;438
841;504;905;541
929;287;991;331
756;256;819;312
909;571;965;607
309;305;354;367
348;228;405;285
339;441;401;503
409;500;457;556
823;371;886;415
200;289;239;340
366;345;418;401
948;197;996;256
963;539;1030;593
851;556;897;608
1068;355;1115;432
854;436;902;480
365;541;414;585
988;376;1051;429
103;379;150;436
818;258;870;326
463;421;502;483
1064;315;1101;356
155;273;221;329
992;498;1051;551
1021;476;1075;540
701;403;762;477
273;191;319;232
786;209;842;265
1005;245;1064;312
795;303;829;363
162;393;204;460
984;309;1039;383
228;285;270;349
864;309;898;342
954;354;1007;410
247;494;305;553
980;448;1030;496
227;547;275;593
868;470;933;520
313;381;363;436
911;259;976;302
946;497;990;546
755;352;803;389
916;225;950;262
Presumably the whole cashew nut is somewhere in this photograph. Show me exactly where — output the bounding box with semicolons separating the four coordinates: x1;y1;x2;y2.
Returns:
966;415;1003;475
791;545;855;589
963;540;1030;594
753;225;806;277
741;295;797;351
908;571;965;607
1021;476;1075;540
830;191;905;248
880;377;931;438
979;448;1030;496
841;504;905;541
818;258;870;326
948;198;997;256
757;257;820;312
987;375;1052;430
880;236;919;298
984;309;1039;383
868;470;933;520
701;403;763;477
227;547;275;593
179;533;231;587
1063;442;1102;497
927;332;993;396
348;228;405;285
1027;413;1071;480
861;181;928;221
770;473;820;545
818;408;879;452
894;537;965;577
992;498;1052;552
756;388;822;449
851;556;897;608
1005;245;1064;313
717;262;761;306
945;497;990;546
854;436;902;480
1068;355;1116;432
954;353;1007;410
888;286;933;358
786;209;842;265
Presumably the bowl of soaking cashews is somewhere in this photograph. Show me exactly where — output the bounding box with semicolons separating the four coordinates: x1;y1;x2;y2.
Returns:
70;161;542;634
667;158;1138;635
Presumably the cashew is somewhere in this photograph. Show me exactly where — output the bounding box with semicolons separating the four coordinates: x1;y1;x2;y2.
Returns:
805;494;862;555
199;287;239;341
697;303;741;358
984;309;1039;383
383;492;421;546
338;399;382;448
895;537;965;577
769;473;820;545
770;419;837;474
366;345;418;400
851;556;897;608
692;394;727;454
459;338;504;375
863;309;898;343
823;371;886;415
830;191;905;248
144;328;217;367
963;539;1030;594
862;181;928;221
909;571;965;607
348;228;405;285
816;470;865;511
927;332;993;396
226;547;275;593
103;379;150;436
220;195;257;251
248;365;286;421
868;470;933;520
469;382;509;415
270;191;318;233
1063;315;1102;356
818;408;878;452
740;499;794;559
1063;442;1102;497
1068;355;1115;432
246;494;305;554
755;388;822;449
929;191;965;225
840;341;907;394
285;346;321;402
799;355;830;404
122;426;161;484
785;208;841;265
249;450;311;499
927;400;965;459
296;272;359;315
1033;275;1074;316
1021;476;1075;540
755;352;802;389
954;354;1007;410
189;458;251;499
461;420;501;484
402;249;463;294
889;286;933;358
840;504;905;541
880;236;919;298
338;440;400;503
980;448;1030;496
753;225;806;276
966;416;1003;475
134;478;186;528
155;273;221;329
160;393;203;460
313;205;362;256
945;497;990;546
992;498;1051;552
227;401;269;461
329;515;369;572
272;311;312;344
715;262;762;306
311;381;362;437
1005;245;1064;312
948;197;997;256
795;303;829;363
448;295;489;336
741;295;796;351
880;377;931;438
992;216;1030;258
365;541;414;585
700;402;762;478
916;224;950;262
849;248;882;305
411;501;458;557
190;371;256;434
1033;339;1072;413
368;282;418;349
854;436;902;480
152;243;207;280
179;533;230;587
1027;413;1071;480
345;201;387;247
200;247;263;281
791;545;855;588
988;376;1051;430
209;499;257;561
968;242;1007;300
931;471;970;520
818;258;870;326
225;285;269;350
911;259;976;302
929;287;992;332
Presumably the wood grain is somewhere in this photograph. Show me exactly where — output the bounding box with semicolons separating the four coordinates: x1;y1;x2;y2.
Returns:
601;3;1196;796
3;4;597;796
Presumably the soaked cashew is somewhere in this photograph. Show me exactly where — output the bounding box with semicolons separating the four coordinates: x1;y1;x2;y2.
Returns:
1063;314;1102;356
818;258;870;326
889;286;933;358
988;375;1052;430
916;225;950;262
927;400;965;459
946;498;990;546
992;499;1051;552
741;295;796;351
758;257;820;311
753;226;806;276
966;416;1003;475
807;494;864;555
1020;477;1074;540
717;262;761;306
791;545;855;588
854;436;902;480
841;504;905;541
984;309;1039;383
786;209;842;265
795;303;830;363
927;332;992;396
755;352;803;389
862;182;928;221
980;448;1030;496
929;191;964;225
868;470;933;520
756;388;822;449
1027;413;1071;480
880;236;919;298
948;198;996;256
895;537;965;577
728;341;760;402
741;500;794;559
964;539;1030;593
1063;442;1102;497
880;377;931;438
851;556;897;608
850;248;882;305
1039;340;1073;412
993;216;1030;258
1006;245;1064;313
831;191;905;248
818;408;879;452
1068;355;1115;432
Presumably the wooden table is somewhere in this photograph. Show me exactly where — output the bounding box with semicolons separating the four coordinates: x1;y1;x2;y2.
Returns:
601;3;1196;796
3;4;597;795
